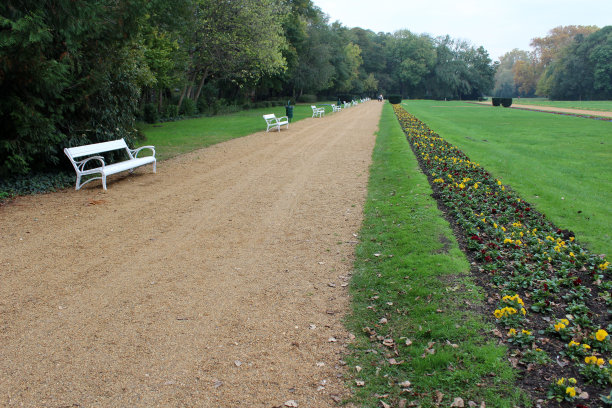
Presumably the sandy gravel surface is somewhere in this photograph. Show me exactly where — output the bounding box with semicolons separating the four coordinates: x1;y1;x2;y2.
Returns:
474;101;612;118
0;101;383;407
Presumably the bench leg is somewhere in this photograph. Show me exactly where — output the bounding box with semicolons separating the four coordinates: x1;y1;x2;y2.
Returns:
102;175;107;190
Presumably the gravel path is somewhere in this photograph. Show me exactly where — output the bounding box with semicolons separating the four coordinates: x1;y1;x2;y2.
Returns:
0;101;383;407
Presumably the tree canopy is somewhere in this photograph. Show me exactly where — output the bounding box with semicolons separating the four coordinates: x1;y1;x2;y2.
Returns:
1;0;497;177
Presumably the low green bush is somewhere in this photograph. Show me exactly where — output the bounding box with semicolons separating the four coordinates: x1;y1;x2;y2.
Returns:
180;98;197;116
492;97;501;107
143;103;158;123
388;94;402;104
501;98;513;107
298;94;317;103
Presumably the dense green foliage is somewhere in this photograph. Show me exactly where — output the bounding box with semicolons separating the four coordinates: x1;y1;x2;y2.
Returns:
493;25;612;100
1;0;496;179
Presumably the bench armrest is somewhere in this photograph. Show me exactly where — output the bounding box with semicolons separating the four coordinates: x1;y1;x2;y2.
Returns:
130;145;156;158
278;116;289;122
76;156;105;172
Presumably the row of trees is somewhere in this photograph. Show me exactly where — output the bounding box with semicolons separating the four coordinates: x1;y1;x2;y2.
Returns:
493;25;612;100
1;0;495;177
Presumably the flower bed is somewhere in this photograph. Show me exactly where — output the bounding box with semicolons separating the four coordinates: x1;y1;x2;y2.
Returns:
392;104;611;405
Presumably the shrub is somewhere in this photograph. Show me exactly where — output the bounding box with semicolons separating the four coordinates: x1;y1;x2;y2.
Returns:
180;98;197;116
298;94;317;103
388;95;402;104
143;103;158;124
501;98;513;107
164;104;179;119
492;97;501;107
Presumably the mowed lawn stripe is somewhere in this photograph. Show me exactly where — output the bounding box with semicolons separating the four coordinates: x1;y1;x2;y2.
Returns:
401;100;612;257
344;103;530;407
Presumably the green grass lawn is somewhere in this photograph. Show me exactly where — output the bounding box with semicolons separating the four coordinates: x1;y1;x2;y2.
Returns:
509;98;612;112
400;100;612;257
137;103;328;161
344;103;530;407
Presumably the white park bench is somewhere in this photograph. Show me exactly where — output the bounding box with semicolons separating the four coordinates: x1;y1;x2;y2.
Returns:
331;104;341;112
311;105;325;118
64;138;156;190
263;113;289;132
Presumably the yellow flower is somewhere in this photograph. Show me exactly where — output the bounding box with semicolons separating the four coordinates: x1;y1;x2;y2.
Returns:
493;223;498;229
569;252;575;257
556;378;565;385
585;356;598;365
473;183;479;189
561;319;569;325
501;226;506;232
568;341;580;347
504;238;513;244
582;344;591;350
521;329;532;335
494;309;503;319
595;329;608;341
508;328;517;336
596;358;604;366
555;323;566;331
566;387;576;398
568;378;577;385
497;180;502;186
520;308;526;315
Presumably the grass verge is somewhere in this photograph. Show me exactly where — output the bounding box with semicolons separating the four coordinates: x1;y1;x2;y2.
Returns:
400;100;611;257
138;104;325;161
343;103;531;407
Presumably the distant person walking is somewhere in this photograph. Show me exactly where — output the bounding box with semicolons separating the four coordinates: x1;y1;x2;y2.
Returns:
378;94;383;102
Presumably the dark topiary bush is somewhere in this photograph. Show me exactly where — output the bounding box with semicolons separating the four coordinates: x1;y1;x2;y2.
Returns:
492;97;501;107
388;95;402;104
501;98;513;107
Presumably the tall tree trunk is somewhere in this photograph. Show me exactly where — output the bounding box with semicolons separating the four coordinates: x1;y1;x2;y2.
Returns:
178;84;188;110
194;67;210;103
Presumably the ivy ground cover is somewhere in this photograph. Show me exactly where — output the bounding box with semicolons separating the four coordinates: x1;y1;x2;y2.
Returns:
392;104;611;406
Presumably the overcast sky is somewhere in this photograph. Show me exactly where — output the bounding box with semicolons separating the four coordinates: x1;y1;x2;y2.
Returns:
311;0;611;61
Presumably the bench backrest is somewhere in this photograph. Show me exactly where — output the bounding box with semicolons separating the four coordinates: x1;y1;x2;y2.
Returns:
263;114;276;121
65;139;129;159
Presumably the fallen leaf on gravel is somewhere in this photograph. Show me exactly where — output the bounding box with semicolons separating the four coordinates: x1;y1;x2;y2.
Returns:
86;199;106;206
234;360;242;367
355;380;365;386
450;397;464;407
316;362;325;367
399;380;411;388
330;394;342;403
309;324;316;330
491;329;503;338
578;391;589;399
328;337;337;342
388;358;403;365
213;380;223;388
328;282;336;287
285;400;298;407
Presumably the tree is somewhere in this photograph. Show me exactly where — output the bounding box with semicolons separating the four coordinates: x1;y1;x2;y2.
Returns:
386;30;435;97
0;0;149;176
177;0;288;109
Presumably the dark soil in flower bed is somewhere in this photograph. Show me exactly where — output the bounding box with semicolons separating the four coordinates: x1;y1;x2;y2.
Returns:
392;104;611;407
